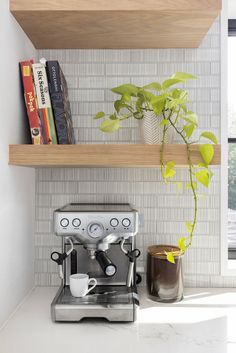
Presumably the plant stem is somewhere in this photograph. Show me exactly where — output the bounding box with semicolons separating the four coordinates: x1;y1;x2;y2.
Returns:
186;144;197;248
160;122;168;176
160;109;174;176
166;111;198;250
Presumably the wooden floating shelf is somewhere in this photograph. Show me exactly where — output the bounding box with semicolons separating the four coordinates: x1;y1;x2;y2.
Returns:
10;0;221;49
9;144;221;168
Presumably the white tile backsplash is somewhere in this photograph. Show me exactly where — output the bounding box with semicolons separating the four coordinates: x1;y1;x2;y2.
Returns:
35;15;235;287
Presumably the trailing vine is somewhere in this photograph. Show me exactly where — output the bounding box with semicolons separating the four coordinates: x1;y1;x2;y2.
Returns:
94;72;218;263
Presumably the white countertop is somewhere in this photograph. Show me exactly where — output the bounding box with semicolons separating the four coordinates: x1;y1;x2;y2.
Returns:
1;287;236;353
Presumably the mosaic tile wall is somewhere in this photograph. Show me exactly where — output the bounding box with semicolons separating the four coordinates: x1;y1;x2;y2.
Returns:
35;16;234;287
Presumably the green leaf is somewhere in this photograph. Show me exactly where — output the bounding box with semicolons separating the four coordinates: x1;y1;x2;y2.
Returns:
159;119;169;126
179;90;188;100
153;101;166;116
94;111;105;119
199;144;214;165
162;78;184;90
182;111;198;126
114;99;129;113
163;169;176;178
143;82;162;91
151;93;168;104
171;88;183;99
166;96;188;109
185;221;194;234
163;161;176;179
166;252;175;264
111;84;139;97
166;161;175;169
136;98;143;111
138;89;155;101
178;237;186;252
122;94;131;102
109;114;117;120
195;169;211;188
181;104;188;113
150;95;167;115
114;100;121;112
183;124;195;138
100;119;120;133
200;131;218;144
171;72;197;80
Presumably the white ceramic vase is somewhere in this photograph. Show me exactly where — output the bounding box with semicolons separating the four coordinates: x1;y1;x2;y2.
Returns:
139;111;174;144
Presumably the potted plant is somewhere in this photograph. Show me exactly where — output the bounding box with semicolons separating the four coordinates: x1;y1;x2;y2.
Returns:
94;72;218;302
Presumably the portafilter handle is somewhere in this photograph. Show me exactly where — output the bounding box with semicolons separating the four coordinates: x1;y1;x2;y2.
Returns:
96;251;117;277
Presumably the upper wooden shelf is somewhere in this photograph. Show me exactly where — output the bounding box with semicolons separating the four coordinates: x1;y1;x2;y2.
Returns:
10;0;221;49
9;144;221;168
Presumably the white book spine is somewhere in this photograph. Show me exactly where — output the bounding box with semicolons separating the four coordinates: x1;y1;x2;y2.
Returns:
32;63;52;109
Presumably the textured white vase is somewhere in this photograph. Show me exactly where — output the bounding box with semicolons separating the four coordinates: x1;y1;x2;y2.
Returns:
139;111;174;144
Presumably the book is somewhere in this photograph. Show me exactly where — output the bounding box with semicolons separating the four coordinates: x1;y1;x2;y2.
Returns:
46;61;75;144
32;62;57;144
19;60;45;144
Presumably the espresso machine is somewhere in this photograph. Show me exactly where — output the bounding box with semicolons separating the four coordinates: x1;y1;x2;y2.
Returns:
50;203;140;322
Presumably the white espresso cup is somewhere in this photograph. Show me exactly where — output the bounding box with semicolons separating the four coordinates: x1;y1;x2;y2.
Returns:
69;273;97;298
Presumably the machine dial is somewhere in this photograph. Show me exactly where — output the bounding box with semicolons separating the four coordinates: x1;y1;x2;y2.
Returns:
110;218;119;227
122;218;131;227
88;223;104;238
60;218;69;227
72;218;81;227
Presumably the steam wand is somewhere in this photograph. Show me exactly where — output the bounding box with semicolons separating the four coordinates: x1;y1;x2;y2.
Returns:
120;239;140;287
51;237;74;279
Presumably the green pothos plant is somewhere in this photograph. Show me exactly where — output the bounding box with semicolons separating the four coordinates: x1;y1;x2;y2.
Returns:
94;72;218;263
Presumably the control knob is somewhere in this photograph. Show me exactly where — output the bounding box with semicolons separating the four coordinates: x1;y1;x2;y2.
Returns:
60;218;69;227
110;218;119;227
122;218;131;227
72;218;81;227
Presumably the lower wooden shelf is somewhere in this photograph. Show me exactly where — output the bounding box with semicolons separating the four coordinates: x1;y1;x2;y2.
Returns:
8;144;221;168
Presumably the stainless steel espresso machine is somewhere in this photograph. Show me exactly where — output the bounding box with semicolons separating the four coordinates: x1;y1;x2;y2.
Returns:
50;203;140;322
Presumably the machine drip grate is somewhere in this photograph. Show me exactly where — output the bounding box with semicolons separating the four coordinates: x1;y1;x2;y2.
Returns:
57;285;135;305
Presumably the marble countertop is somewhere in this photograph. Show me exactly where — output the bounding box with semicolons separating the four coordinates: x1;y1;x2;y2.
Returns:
1;287;236;353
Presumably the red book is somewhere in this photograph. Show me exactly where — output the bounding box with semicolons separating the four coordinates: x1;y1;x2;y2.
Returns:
20;60;45;144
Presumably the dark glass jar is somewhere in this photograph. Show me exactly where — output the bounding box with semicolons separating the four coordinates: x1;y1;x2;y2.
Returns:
147;245;184;303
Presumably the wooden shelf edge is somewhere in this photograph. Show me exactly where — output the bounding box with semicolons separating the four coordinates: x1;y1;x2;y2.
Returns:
10;0;221;49
10;0;222;12
8;144;221;168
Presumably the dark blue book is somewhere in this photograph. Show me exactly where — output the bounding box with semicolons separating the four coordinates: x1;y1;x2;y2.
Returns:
46;61;75;144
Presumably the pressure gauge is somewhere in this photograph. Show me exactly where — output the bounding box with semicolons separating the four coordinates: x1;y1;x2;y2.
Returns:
88;223;104;238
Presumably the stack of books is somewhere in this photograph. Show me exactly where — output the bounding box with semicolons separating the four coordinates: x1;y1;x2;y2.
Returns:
20;59;75;145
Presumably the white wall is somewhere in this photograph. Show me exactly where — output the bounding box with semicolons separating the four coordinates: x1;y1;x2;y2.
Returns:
228;0;236;18
0;0;35;327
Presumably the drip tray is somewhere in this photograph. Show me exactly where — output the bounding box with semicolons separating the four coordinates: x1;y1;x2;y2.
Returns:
58;285;136;304
51;285;139;322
